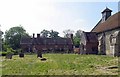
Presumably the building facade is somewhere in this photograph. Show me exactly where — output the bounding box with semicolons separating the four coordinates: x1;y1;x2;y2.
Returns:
80;32;98;54
20;34;73;53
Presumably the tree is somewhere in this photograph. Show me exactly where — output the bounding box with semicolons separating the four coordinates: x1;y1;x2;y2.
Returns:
4;26;30;49
0;29;3;51
49;30;59;38
75;29;83;38
40;29;50;38
73;30;83;47
73;36;80;47
63;29;74;38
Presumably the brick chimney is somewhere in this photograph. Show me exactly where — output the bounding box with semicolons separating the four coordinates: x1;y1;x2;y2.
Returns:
33;33;35;38
37;34;40;38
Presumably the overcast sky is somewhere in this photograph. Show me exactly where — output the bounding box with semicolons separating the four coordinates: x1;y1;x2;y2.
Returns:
0;0;119;37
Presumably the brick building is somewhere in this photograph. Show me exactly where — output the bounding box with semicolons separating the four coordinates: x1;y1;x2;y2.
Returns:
20;34;73;53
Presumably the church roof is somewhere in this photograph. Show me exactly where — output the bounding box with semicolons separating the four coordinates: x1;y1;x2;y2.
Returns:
91;12;120;33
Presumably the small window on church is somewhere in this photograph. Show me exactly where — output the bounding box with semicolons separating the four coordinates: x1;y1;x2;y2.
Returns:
109;35;113;44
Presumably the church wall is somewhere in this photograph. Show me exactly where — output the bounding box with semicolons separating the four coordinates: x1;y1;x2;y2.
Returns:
97;33;106;55
105;29;116;55
118;32;120;56
97;28;120;56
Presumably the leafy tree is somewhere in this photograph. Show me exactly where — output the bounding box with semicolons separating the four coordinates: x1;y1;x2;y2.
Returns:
40;29;50;38
4;26;30;49
75;29;83;38
73;30;83;47
63;29;74;38
0;29;3;51
49;30;59;38
73;36;80;47
3;42;11;51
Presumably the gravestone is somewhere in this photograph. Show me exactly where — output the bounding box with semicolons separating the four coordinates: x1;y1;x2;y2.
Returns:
19;53;24;58
6;54;12;59
19;50;24;58
37;51;42;58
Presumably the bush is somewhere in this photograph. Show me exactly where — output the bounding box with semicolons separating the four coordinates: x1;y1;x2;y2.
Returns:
6;48;17;55
6;51;14;55
17;49;22;53
0;52;7;56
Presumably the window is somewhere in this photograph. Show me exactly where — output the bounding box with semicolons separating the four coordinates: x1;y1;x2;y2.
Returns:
109;35;113;44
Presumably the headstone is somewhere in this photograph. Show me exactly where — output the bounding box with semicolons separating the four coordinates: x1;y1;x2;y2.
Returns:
19;50;24;58
19;53;24;58
6;54;12;59
37;51;42;58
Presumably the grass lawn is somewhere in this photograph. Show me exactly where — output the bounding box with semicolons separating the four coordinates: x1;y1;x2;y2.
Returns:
0;54;119;75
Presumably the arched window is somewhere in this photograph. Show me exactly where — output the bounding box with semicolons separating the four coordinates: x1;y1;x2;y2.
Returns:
109;34;113;45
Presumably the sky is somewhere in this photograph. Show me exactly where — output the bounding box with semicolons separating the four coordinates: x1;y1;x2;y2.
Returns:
0;0;119;37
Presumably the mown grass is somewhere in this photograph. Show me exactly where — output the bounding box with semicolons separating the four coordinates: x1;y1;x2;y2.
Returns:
0;54;119;75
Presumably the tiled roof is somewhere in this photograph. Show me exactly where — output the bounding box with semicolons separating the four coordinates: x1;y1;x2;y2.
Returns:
20;37;32;44
20;37;73;45
91;12;120;33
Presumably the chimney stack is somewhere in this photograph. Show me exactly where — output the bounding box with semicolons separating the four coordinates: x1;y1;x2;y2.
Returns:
33;33;35;38
37;34;40;38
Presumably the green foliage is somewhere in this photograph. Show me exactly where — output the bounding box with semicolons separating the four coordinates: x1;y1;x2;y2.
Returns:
5;48;18;55
6;48;14;54
40;29;60;38
2;54;118;75
49;30;59;38
6;51;14;55
75;30;83;38
3;43;11;51
73;36;80;47
0;51;7;56
73;30;83;47
4;25;30;49
17;49;23;54
40;29;50;38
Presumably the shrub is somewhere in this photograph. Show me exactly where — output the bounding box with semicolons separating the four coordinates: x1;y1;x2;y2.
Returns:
6;48;14;55
0;52;7;56
17;49;23;54
6;51;14;55
6;48;17;55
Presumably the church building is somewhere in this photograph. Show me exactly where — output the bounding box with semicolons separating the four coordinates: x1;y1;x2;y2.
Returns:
91;7;120;57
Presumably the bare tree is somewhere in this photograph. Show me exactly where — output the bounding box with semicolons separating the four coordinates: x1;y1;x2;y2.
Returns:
63;29;74;38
